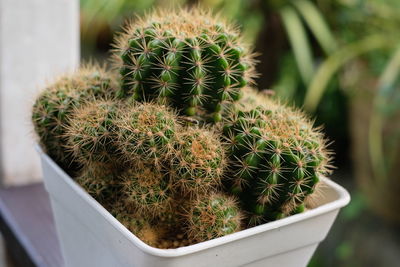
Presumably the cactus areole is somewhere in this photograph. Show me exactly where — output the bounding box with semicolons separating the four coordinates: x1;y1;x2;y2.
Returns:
113;8;256;122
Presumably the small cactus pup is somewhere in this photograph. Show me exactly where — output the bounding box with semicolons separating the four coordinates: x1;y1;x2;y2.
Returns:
185;192;242;242
170;127;225;196
113;8;257;122
223;88;332;223
64;99;120;166
116;102;178;164
31;64;117;170
111;205;165;247
75;162;121;207
119;162;173;219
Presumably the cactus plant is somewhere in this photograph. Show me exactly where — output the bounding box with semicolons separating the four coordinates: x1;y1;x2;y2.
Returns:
223;88;332;223
170;127;225;196
119;162;173;219
32;64;117;169
185;192;242;242
113;8;257;122
31;6;339;250
65;99;120;166
116;102;178;165
111;205;164;247
75;162;121;206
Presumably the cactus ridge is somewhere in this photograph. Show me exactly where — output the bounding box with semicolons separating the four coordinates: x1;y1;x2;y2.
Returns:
119;162;173;219
116;102;178;164
113;8;257;122
185;192;242;242
223;89;332;221
65;99;120;165
170;127;225;195
32;64;117;167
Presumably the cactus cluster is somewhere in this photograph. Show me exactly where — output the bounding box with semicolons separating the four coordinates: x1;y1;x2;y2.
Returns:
34;87;240;247
113;8;256;122
32;8;333;249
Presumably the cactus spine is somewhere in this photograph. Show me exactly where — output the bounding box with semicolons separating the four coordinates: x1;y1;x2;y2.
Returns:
32;65;116;169
185;192;242;242
223;89;332;222
170;127;225;195
111;205;165;247
116;102;178;165
75;162;121;206
65;99;120;165
30;6;337;249
119;162;172;219
113;8;256;122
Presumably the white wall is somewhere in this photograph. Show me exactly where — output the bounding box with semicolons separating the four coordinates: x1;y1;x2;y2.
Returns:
0;0;79;186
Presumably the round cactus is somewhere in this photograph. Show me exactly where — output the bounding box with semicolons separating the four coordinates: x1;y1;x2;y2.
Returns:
116;102;178;164
170;127;225;195
223;89;332;222
185;192;242;242
113;8;257;122
119;162;173;219
65;99;120;165
111;205;164;247
31;64;117;169
75;162;121;206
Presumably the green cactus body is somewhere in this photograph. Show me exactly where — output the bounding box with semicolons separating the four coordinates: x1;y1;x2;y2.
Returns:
113;8;256;122
185;193;242;242
32;65;117;169
75;162;121;206
111;206;164;247
116;103;178;164
65;99;120;165
171;127;225;195
119;163;172;219
223;89;331;223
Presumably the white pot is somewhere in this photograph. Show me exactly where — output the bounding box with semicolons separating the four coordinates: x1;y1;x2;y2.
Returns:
37;146;350;267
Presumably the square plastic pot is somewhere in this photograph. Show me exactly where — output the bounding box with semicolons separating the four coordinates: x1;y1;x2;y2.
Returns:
37;146;350;267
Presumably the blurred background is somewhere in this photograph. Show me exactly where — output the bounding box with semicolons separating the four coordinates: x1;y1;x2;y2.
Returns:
82;0;399;266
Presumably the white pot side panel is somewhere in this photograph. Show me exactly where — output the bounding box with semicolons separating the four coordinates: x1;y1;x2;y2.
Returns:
0;0;79;185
